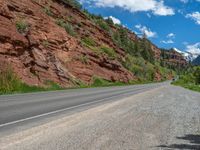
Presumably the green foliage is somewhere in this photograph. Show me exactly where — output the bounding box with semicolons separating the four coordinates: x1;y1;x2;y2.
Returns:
112;31;122;46
81;37;97;47
56;19;76;36
155;62;174;80
123;55;155;81
139;38;155;63
44;80;62;90
81;37;116;59
194;67;200;84
61;0;82;9
91;76;125;87
16;20;28;34
111;27;154;61
100;46;116;59
105;18;114;25
79;55;89;64
0;66;46;95
44;6;53;16
96;19;110;31
172;66;200;92
42;40;50;48
123;54;172;81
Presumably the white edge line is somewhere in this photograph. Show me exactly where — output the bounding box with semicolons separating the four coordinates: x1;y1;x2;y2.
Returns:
0;90;143;128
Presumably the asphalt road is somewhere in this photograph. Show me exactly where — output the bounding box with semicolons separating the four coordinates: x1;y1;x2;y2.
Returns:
1;82;200;150
0;82;165;131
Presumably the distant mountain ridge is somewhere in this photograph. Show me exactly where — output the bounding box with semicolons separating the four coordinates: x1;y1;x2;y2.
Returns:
192;56;200;65
173;48;198;62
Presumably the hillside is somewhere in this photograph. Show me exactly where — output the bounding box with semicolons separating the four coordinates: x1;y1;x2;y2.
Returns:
0;0;187;90
160;48;188;71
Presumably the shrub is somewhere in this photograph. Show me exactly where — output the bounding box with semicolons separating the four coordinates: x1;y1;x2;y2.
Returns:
0;65;46;94
61;0;82;9
44;80;62;90
123;54;157;81
194;67;200;84
0;66;21;94
100;46;116;59
92;77;109;87
56;19;76;36
42;40;50;48
79;55;89;64
16;20;28;34
96;19;110;31
105;18;114;25
81;37;97;47
44;6;53;16
0;63;69;95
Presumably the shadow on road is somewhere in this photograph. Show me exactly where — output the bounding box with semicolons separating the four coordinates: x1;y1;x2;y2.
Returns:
157;134;200;149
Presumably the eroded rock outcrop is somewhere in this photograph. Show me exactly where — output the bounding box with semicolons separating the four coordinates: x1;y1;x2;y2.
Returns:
0;0;135;87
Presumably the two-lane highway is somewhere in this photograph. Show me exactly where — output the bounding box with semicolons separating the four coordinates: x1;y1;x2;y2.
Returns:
0;82;200;150
0;82;166;131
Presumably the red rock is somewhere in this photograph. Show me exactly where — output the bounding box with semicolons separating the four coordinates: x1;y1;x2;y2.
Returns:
0;0;186;87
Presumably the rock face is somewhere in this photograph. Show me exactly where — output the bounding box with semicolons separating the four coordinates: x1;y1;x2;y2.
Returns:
161;49;187;68
0;0;135;87
0;0;186;87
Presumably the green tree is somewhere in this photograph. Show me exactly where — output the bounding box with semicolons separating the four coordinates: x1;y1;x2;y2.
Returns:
62;0;82;9
105;18;114;25
194;67;200;84
139;37;154;63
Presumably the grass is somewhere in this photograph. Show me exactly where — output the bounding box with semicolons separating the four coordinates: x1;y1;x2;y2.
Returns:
172;80;200;92
0;66;65;95
99;46;116;59
81;37;117;59
0;67;46;95
0;65;165;95
56;19;76;37
16;20;28;34
90;76;158;88
44;6;53;16
79;55;89;64
91;77;125;87
81;37;97;47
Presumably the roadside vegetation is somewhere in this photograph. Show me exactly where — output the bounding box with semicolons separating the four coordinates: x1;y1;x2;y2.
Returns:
0;66;159;95
0;65;63;95
172;66;200;92
0;0;181;95
56;19;76;36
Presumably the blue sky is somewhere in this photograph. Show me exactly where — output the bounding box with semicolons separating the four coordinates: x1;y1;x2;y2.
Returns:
79;0;200;55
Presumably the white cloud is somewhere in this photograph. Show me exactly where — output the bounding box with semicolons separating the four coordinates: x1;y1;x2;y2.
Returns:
186;42;200;58
153;1;174;16
135;24;157;38
87;0;174;16
161;40;174;44
104;16;121;24
180;0;189;3
186;12;200;25
167;33;175;38
161;33;175;44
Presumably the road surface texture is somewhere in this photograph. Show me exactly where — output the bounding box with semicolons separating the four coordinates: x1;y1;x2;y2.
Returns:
0;83;200;150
